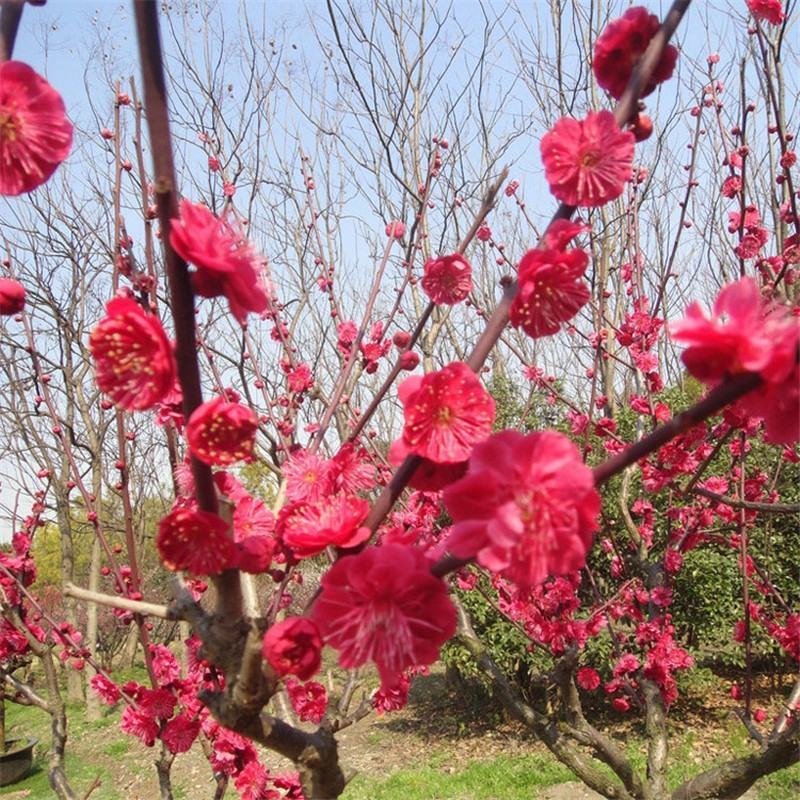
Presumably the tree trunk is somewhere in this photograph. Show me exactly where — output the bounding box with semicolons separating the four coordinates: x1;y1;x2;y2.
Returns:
41;649;77;800
55;485;83;705
84;536;102;721
121;624;140;668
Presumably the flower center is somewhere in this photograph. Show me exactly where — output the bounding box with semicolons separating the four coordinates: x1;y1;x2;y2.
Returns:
434;405;453;425
580;148;600;168
0;110;19;142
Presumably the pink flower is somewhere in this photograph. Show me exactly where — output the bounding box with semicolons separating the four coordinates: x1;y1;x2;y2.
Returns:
385;220;405;238
262;617;322;681
283;449;334;503
186;397;258;466
669;279;765;381
90;674;121;705
421;254;473;305
233;761;271;800
0;277;25;315
592;7;678;100
510;222;590;338
670;277;797;384
156;508;235;575
279;493;370;558
287;362;314;393
444;430;600;590
329;443;376;494
120;706;159;747
540;111;634;207
89;297;176;411
311;544;456;688
0;61;73;196
372;672;412;714
169;199;268;323
577;667;601;691
162;713;200;754
286;679;328;724
393;362;495;464
747;0;786;25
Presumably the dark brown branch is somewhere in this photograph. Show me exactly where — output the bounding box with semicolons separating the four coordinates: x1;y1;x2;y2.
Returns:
454;598;638;800
202;691;346;800
593;373;761;487
553;649;651;800
0;0;24;62
693;488;800;514
670;736;799;800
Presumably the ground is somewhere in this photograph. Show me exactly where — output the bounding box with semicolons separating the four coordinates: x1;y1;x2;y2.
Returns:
2;667;798;799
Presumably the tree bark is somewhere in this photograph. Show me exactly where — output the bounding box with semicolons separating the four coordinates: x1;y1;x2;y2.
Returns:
84;535;103;721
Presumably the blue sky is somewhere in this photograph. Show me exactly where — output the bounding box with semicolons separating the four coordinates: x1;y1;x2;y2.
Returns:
2;1;794;540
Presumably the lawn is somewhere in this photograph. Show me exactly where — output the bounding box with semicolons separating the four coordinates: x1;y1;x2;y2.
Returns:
2;669;798;799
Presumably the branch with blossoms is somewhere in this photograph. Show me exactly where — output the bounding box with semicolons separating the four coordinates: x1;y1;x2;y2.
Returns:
1;1;799;800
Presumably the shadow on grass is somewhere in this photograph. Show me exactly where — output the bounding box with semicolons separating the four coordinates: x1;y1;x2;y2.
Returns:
378;671;513;740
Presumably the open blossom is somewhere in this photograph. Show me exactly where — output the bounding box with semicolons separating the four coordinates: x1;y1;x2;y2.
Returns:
169;199;268;323
156;507;235;575
510;221;590;338
89;297;176;411
0;61;73;196
186;396;258;465
746;0;786;25
669;277;791;381
279;492;370;558
540;111;634;207
444;430;601;590
285;679;328;724
262;617;322;681
592;7;678;100
421;253;473;305
392;362;495;464
577;666;601;691
312;544;456;688
162;714;201;754
283;448;334;503
0;277;25;315
120;706;159;747
670;277;799;443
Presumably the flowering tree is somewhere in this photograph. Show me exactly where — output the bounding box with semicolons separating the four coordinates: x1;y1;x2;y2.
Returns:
0;1;798;799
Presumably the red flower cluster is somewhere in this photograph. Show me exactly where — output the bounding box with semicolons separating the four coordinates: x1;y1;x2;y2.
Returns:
541;111;634;207
285;679;328;724
186;396;258;465
262;616;322;681
444;430;600;590
312;544;456;688
510;220;590;338
279;492;370;558
391;361;495;464
0;61;73;196
0;277;25;315
89;297;176;412
592;7;678;100
747;0;786;25
421;253;473;305
156;507;235;575
670;277;799;443
169;200;268;323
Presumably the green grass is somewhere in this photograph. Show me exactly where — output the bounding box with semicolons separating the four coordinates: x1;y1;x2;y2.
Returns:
341;723;799;800
4;697;119;799
342;753;574;800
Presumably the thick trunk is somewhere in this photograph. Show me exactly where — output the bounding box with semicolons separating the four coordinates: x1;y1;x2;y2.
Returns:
156;744;175;800
41;649;77;800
